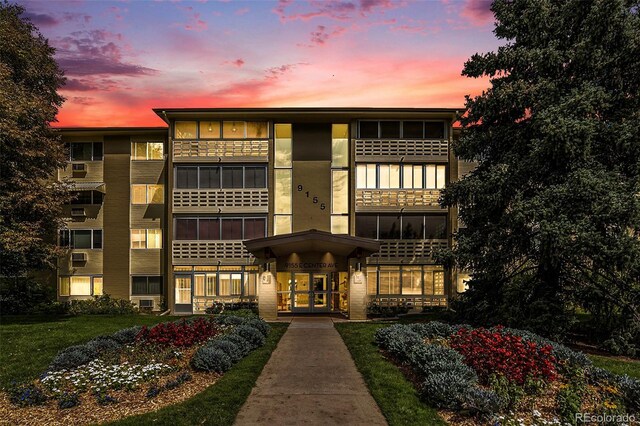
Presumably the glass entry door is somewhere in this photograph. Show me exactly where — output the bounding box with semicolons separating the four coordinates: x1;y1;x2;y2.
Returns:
174;275;193;313
312;274;329;312
290;273;331;312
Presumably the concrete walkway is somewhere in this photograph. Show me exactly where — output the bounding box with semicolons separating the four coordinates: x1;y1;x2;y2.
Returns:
234;316;387;426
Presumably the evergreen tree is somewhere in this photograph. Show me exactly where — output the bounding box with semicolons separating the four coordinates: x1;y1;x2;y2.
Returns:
443;0;640;344
0;1;68;276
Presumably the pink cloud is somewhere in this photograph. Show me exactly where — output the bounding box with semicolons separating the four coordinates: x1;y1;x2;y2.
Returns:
273;0;398;22
308;25;347;45
460;0;493;26
224;58;245;67
235;7;249;15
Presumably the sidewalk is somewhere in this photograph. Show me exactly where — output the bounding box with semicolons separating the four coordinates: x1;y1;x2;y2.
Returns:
234;316;387;425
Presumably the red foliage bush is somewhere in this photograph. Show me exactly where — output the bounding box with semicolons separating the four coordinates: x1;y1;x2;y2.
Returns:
136;318;220;348
449;326;557;385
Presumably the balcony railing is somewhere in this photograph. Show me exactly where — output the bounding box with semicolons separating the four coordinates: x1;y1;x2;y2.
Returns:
369;239;448;262
172;189;268;213
173;140;269;161
355;139;448;161
172;240;253;264
355;189;442;210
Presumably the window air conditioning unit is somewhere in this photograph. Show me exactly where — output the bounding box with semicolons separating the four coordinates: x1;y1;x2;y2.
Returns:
139;299;154;309
71;252;87;262
72;163;86;172
71;207;86;217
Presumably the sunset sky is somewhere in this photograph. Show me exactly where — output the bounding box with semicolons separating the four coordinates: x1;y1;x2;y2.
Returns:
18;0;500;127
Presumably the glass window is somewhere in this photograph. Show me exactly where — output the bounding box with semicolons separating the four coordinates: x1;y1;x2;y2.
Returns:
93;143;103;160
131;185;147;204
332;170;348;214
246;122;268;138
199;121;221;139
206;274;216;296
93;276;103;295
379;215;401;239
219;273;231;296
175;121;197;139
199;167;220;189
231;273;242;295
198;219;220;240
244;167;266;188
59;230;70;247
437;165;446;189
366;267;377;294
379;165;390;189
131;229;146;249
244;218;266;239
425;122;445;139
176;167;198;189
359;121;378;138
356;165;367;189
274;170;292;214
402;121;423;139
73;230;92;249
355;215;377;239
403;165;423;189
274;124;292;167
223;121;246;139
274;215;292;235
244;273;257;296
221;219;242;239
402;216;424;239
175;218;198;240
331;216;349;234
426;165;437;189
434;271;445;295
366;164;377;188
71;191;93;205
331;124;349;168
379;267;400;294
59;277;70;296
380;121;400;138
132;142;163;160
194;274;206;297
425;216;447;239
147;229;162;248
175;276;192;304
402;267;422;295
93;230;102;249
222;167;243;188
70;276;91;296
148;185;164;204
133;142;147;160
70;143;92;161
132;276;148;295
148;276;162;294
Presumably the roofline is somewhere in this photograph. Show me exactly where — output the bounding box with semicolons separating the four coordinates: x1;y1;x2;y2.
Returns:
54;127;168;132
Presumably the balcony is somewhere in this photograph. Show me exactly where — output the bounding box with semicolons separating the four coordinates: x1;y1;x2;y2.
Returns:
355;139;448;162
172;240;254;265
172;189;268;213
173;140;269;162
355;189;443;211
369;239;448;263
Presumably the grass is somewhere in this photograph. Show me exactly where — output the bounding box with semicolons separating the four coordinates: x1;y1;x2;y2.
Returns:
0;314;179;388
335;322;447;426
106;322;288;426
589;354;640;379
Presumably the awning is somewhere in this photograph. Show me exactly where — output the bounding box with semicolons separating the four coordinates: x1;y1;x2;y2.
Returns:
244;229;380;259
71;182;106;192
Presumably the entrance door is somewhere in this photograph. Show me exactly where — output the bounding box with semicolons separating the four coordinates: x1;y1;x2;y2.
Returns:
292;273;310;312
312;274;329;312
291;272;331;312
174;275;193;313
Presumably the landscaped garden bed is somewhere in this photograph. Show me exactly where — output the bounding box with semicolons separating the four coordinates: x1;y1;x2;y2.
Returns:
375;322;640;425
0;313;271;426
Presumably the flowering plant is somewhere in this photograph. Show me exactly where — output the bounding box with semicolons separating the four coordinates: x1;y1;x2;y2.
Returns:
449;326;557;385
136;318;220;348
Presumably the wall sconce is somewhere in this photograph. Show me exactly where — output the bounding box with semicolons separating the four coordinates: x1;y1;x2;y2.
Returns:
264;263;271;272
356;262;362;272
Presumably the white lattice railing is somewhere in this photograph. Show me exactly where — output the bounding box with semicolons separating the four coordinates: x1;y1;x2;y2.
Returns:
355;139;448;158
370;239;448;261
173;140;269;160
173;189;268;212
355;189;441;208
172;240;253;262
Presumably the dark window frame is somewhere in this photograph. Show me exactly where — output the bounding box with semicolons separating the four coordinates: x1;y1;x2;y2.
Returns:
59;229;103;249
358;120;447;140
174;165;267;189
355;214;447;240
67;142;103;161
69;190;103;205
131;276;163;295
174;217;267;240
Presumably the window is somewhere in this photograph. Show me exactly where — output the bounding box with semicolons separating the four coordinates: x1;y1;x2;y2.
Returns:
380;121;400;138
359;121;378;138
175;121;197;139
199;121;221;139
332;170;348;214
70;190;103;205
425;216;447;239
246;122;268;138
402;121;424;138
175;166;266;189
402;266;422;295
274;170;292;214
175;217;265;240
378;165;400;188
59;229;102;249
364;265;445;296
219;273;242;296
131;184;164;204
358;120;446;139
379;266;401;294
274;215;292;236
355;215;446;240
355;215;377;239
331;216;349;234
379;216;401;239
132;276;162;295
402;165;423;189
68;142;103;161
356;164;444;189
424;267;445;295
59;276;102;296
424;122;445;139
331;124;349;168
366;267;377;294
223;121;245;139
402;216;424;239
274;124;292;167
425;165;446;189
132;142;163;160
130;229;162;249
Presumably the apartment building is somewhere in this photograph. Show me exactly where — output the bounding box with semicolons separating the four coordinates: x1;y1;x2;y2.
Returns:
57;108;470;319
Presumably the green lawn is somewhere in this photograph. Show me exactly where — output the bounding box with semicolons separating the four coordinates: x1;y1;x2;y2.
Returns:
0;314;179;388
107;322;288;426
335;322;447;426
589;354;640;379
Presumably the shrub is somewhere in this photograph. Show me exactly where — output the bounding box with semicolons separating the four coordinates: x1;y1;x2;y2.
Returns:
463;387;504;416
223;333;253;357
408;322;460;339
615;375;640;412
214;315;245;326
450;326;557;385
111;326;142;344
85;336;122;354
220;308;258;318
8;382;48;407
146;385;161;399
191;347;232;373
233;324;266;349
136;317;220;347
489;374;526;410
374;324;423;360
602;331;639;358
57;392;80;409
206;339;242;363
421;371;475;409
95;392;118;406
406;344;477;383
556;383;584;426
68;294;138;315
164;371;192;390
243;318;270;337
0;276;59;315
49;344;97;372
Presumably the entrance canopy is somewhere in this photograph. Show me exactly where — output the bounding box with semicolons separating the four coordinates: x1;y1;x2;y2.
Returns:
244;229;380;259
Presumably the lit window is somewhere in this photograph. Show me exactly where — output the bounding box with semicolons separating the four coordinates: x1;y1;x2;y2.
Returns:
131;185;164;204
131;229;146;249
401;267;422;295
132;142;163;160
403;165;423;189
59;277;70;296
274;124;292;168
246;122;268;138
131;185;147;204
331;216;348;234
274;170;292;214
199;121;221;139
274;215;292;235
223;121;246;139
147;229;162;248
331;124;349;168
332;170;349;214
70;276;91;296
93;277;103;295
425;165;446;189
131;229;162;249
379;165;400;189
175;121;197;139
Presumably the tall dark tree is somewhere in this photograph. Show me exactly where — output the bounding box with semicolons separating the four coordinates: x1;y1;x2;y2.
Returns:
443;0;640;344
0;2;68;276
